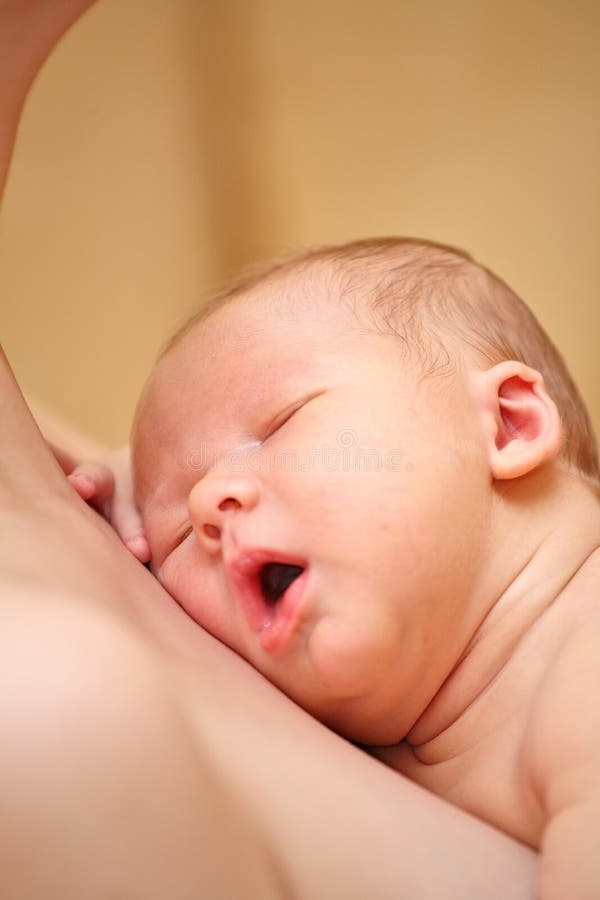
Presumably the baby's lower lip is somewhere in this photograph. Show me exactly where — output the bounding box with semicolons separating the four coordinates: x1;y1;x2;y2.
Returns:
259;566;310;653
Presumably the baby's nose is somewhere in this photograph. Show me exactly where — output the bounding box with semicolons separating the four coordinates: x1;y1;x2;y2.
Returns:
188;474;261;553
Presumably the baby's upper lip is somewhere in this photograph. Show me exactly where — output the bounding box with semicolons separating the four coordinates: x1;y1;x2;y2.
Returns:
227;547;308;635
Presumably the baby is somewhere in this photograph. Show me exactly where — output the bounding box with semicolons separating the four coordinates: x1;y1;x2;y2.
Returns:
70;238;600;898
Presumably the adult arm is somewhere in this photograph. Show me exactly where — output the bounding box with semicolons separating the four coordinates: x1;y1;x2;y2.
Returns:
0;0;98;203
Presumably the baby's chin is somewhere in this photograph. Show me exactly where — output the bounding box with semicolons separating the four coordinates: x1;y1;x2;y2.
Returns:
286;617;410;745
304;690;410;747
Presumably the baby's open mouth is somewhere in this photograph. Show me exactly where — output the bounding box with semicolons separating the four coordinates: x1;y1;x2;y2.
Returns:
259;562;304;605
229;550;310;652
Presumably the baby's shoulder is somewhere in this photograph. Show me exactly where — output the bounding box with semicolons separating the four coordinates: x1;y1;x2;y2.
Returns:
524;608;600;809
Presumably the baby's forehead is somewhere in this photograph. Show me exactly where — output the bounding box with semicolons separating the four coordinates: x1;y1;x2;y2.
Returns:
172;269;360;361
138;280;355;431
195;259;361;334
133;288;350;510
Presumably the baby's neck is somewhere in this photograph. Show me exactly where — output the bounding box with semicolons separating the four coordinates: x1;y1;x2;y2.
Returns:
408;466;600;746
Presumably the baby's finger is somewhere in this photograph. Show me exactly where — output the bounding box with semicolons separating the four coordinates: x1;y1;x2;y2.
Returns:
110;495;151;564
68;463;115;505
124;534;151;564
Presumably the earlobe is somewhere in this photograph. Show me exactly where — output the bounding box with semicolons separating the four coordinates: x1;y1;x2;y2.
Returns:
471;361;563;480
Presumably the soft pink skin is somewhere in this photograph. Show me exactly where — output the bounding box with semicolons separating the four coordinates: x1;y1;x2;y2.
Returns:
131;272;599;759
133;279;499;745
133;271;600;894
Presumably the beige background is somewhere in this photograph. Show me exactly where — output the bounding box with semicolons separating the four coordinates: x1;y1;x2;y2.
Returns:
0;0;598;448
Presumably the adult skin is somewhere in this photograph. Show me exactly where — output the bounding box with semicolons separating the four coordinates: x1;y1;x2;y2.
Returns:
0;3;536;897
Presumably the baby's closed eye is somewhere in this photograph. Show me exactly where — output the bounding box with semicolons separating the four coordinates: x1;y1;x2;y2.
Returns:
263;389;327;441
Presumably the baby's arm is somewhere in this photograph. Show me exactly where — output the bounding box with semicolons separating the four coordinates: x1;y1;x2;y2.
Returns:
527;628;600;899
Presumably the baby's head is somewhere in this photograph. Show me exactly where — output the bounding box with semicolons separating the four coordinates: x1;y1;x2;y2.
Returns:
132;238;598;743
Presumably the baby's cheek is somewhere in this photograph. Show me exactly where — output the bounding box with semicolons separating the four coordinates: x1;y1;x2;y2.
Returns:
162;558;231;644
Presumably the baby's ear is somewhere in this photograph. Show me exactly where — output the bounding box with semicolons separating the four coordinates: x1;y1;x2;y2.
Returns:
470;361;563;480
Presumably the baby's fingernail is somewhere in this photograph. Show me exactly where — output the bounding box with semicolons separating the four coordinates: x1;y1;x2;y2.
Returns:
126;535;151;562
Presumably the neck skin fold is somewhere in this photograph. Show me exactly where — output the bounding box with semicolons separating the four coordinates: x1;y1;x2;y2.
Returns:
407;464;600;747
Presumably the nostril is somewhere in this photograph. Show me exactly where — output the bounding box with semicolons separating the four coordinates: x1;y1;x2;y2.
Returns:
218;497;241;512
203;523;220;539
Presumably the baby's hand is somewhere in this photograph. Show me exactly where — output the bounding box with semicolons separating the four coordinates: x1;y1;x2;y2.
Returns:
51;443;151;563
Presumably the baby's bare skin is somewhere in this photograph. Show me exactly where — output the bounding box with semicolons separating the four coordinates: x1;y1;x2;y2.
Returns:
376;516;600;853
132;270;600;898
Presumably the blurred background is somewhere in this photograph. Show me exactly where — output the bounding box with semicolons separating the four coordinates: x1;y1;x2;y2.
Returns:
0;0;598;447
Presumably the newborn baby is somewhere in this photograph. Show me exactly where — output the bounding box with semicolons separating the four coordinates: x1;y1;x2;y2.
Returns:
72;238;600;897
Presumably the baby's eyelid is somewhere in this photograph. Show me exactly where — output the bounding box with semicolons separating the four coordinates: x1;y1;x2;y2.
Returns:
264;389;326;439
265;403;303;439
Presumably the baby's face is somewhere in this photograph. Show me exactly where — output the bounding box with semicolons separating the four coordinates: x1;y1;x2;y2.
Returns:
133;279;492;743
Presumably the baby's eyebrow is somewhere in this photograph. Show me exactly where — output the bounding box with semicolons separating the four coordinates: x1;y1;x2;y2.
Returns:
229;356;317;413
